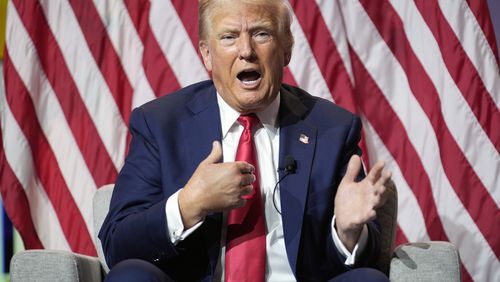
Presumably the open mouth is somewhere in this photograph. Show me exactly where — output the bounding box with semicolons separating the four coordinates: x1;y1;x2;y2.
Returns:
237;70;262;87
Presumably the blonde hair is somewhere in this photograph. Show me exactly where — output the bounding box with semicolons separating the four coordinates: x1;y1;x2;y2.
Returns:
198;0;294;51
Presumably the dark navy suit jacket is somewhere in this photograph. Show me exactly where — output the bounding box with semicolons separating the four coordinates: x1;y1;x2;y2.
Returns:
99;80;381;281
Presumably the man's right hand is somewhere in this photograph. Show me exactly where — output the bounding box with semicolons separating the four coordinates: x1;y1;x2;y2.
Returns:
178;141;256;228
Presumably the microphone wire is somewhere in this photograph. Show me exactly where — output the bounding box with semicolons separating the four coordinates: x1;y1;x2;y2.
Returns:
272;155;297;214
272;171;291;215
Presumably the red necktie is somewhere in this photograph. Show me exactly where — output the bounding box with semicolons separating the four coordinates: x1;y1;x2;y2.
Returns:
225;114;266;282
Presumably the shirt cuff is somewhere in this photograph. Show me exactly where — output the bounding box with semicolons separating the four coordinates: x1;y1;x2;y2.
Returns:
165;189;204;245
331;215;369;266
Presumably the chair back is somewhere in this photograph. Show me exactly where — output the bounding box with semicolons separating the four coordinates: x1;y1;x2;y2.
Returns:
375;180;398;275
93;184;114;273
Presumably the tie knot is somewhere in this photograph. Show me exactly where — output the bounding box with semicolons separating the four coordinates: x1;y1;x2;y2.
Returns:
238;114;260;132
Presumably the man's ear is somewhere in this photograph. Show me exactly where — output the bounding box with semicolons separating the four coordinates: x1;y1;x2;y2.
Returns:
199;40;212;71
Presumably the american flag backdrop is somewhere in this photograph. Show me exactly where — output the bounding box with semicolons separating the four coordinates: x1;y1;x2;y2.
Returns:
0;0;499;281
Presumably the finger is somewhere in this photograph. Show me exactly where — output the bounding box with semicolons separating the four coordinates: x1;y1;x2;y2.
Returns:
343;155;362;182
374;170;392;188
240;173;256;186
366;160;385;183
365;209;377;222
234;198;247;208
240;184;254;196
201;141;223;164
240;187;255;200
373;171;392;196
373;174;391;208
235;161;255;174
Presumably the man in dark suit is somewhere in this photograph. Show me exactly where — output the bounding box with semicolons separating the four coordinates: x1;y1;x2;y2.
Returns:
99;0;391;281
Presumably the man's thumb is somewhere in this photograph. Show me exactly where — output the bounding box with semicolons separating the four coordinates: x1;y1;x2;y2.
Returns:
202;141;223;164
344;155;361;182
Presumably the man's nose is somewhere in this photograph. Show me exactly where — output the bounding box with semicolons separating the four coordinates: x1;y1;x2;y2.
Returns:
238;34;256;60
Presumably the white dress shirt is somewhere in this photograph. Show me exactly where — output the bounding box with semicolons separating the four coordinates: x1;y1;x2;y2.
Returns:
164;93;368;280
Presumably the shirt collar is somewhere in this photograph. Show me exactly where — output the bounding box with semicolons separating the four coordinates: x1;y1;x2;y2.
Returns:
216;92;281;139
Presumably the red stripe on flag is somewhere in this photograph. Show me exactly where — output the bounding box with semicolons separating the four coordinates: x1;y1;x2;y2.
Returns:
289;0;357;113
3;51;96;256
68;0;133;125
361;0;500;260
349;48;450;243
466;0;500;66
415;0;500;153
123;0;181;96
12;0;118;188
0;126;43;249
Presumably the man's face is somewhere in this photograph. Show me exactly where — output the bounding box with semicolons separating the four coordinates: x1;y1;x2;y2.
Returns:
199;2;292;114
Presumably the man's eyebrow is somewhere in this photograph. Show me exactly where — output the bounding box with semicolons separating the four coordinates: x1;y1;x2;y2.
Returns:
216;24;241;35
248;20;275;31
215;24;274;36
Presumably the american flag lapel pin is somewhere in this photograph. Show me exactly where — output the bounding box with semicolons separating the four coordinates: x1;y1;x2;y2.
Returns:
299;134;309;144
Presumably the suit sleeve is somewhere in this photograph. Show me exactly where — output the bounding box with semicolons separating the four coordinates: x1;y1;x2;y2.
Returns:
98;107;179;267
326;115;381;271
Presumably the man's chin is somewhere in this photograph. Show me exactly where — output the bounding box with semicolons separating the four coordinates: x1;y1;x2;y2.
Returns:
235;97;274;114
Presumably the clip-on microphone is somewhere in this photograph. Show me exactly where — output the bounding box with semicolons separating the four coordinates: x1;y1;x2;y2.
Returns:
272;155;297;214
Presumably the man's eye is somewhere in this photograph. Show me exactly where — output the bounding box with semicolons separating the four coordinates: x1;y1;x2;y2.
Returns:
219;34;236;45
255;32;269;38
254;31;271;42
221;35;236;40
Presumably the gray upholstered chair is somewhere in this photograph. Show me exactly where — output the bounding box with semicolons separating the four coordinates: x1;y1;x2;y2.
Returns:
10;183;461;281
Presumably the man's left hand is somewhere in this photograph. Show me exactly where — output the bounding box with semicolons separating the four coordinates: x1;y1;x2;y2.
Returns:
334;155;391;252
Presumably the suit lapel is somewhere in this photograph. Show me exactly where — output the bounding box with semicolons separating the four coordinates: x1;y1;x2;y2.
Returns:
180;84;223;274
278;87;317;275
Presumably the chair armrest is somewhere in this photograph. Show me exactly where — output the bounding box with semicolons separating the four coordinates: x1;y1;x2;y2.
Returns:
390;241;461;282
10;250;104;282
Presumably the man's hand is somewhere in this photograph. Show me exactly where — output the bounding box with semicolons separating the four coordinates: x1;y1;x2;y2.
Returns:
178;141;256;228
334;155;391;252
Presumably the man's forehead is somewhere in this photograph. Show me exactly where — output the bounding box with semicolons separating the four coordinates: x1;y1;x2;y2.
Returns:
214;15;274;30
211;3;278;29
